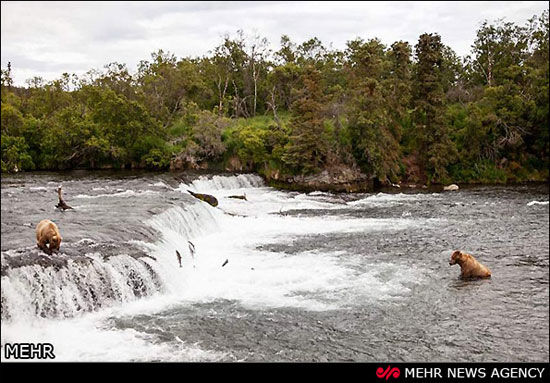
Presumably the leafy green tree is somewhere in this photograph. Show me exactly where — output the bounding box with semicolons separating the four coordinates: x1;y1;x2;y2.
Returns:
1;135;35;172
1;103;24;136
175;110;229;166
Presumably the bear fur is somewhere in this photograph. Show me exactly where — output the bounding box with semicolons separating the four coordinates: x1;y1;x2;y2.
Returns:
36;219;62;255
449;250;491;279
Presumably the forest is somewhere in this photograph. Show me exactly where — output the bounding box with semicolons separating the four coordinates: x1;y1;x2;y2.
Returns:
1;11;548;186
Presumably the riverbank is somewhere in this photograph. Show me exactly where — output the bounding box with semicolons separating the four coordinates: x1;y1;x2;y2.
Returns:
3;167;548;194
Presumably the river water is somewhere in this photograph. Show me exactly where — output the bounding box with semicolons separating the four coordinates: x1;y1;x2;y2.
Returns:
1;171;548;362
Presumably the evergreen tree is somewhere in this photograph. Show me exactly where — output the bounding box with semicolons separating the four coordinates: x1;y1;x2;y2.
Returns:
346;38;401;183
282;65;328;174
413;33;457;183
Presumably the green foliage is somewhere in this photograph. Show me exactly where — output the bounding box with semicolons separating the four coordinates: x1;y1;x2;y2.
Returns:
345;38;402;183
448;160;507;183
283;66;329;174
1;135;35;172
0;12;547;184
1;103;24;136
222;114;291;174
142;147;172;170
413;33;458;183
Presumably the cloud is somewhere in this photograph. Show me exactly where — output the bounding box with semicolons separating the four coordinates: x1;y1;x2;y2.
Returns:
1;1;548;86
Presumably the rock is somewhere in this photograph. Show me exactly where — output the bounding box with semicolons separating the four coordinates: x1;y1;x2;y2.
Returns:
56;186;73;210
187;190;218;207
268;165;373;193
443;184;459;191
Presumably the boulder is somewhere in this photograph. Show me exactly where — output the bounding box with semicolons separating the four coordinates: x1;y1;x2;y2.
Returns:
269;165;372;193
443;184;459;191
187;190;219;207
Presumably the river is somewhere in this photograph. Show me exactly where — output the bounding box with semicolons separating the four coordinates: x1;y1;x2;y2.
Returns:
1;171;548;361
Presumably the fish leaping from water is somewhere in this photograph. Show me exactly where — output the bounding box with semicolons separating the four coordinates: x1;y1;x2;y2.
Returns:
188;241;196;269
176;250;182;268
188;241;195;258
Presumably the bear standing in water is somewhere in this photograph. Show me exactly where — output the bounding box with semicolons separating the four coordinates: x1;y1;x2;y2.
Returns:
449;250;492;279
36;219;62;255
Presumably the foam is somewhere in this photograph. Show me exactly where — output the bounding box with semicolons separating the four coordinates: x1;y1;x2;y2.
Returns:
74;190;159;199
347;192;441;206
0;305;226;362
527;200;549;206
1;173;429;361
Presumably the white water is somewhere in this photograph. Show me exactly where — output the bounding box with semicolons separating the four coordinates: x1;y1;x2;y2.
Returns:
1;174;434;361
527;200;549;206
347;191;441;206
74;189;160;199
1;254;160;320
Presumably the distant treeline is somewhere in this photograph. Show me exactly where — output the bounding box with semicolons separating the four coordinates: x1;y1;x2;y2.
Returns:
1;11;548;185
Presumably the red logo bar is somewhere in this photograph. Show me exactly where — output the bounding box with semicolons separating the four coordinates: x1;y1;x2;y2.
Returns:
376;366;401;380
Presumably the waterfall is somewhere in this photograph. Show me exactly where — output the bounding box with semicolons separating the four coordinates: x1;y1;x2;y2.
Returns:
0;174;263;322
180;173;264;192
1;254;161;320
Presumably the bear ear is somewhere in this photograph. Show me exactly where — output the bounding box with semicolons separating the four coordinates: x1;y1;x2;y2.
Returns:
52;235;58;241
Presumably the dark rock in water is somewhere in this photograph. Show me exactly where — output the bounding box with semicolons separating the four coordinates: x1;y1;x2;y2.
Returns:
187;190;218;207
267;165;373;193
56;186;73;210
228;194;247;201
222;259;229;267
56;201;73;210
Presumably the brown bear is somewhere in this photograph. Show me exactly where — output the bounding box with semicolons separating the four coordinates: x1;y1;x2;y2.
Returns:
36;219;62;255
449;250;491;279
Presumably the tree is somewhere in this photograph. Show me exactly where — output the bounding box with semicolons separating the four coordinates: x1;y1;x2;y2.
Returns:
467;19;528;87
1;61;13;101
1;19;547;182
413;33;457;183
387;40;413;151
283;66;328;174
137;50;197;128
1;135;34;172
345;38;401;182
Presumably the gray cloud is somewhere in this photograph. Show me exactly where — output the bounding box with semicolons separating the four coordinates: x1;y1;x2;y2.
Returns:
1;1;548;86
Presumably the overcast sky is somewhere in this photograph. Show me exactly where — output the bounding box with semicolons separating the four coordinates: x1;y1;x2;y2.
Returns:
1;1;548;86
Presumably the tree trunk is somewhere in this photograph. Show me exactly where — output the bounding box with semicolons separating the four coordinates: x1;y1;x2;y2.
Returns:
253;62;258;117
268;86;281;128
